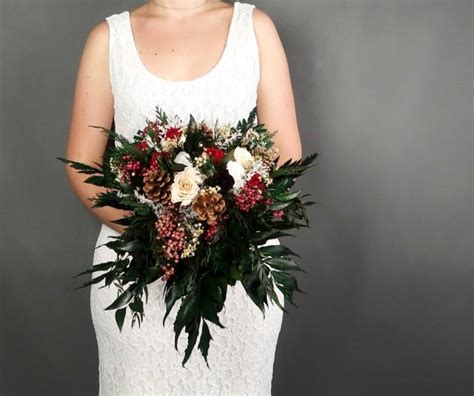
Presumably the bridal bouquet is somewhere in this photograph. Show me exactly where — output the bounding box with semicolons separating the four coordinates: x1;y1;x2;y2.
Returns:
58;106;317;367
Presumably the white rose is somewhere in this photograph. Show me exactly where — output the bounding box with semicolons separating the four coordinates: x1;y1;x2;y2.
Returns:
171;166;203;206
174;151;193;168
178;131;187;145
226;160;246;190
233;147;254;170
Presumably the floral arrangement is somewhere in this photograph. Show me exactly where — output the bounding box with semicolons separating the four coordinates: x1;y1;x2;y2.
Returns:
58;106;317;367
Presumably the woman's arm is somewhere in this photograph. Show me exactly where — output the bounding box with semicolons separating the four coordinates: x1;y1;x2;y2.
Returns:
64;20;133;234
253;7;303;164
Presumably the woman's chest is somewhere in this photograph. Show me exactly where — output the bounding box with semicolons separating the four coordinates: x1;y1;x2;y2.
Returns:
111;60;260;137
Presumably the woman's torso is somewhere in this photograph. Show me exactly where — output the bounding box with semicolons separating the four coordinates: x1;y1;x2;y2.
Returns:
99;1;261;241
105;1;260;142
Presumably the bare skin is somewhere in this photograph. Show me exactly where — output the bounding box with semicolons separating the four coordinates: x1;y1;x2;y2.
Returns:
64;0;302;235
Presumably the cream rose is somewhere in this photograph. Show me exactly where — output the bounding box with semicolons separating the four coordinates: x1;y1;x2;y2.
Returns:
226;160;246;190
170;166;203;206
233;147;254;170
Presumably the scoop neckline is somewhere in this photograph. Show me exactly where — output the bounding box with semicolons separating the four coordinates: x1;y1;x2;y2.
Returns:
125;2;240;86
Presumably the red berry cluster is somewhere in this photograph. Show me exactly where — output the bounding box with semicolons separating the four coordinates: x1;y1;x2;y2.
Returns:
155;208;186;264
160;264;175;281
120;154;142;181
234;173;267;211
272;209;284;218
204;220;219;242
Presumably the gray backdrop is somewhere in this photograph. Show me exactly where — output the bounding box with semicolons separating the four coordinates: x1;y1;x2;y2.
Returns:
0;0;472;395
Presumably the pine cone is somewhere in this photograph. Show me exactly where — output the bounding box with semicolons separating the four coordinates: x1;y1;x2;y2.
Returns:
191;189;226;224
142;167;172;204
255;146;279;167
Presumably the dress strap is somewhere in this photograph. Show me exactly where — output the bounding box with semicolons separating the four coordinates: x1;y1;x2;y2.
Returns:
105;11;132;98
230;2;257;45
229;2;260;81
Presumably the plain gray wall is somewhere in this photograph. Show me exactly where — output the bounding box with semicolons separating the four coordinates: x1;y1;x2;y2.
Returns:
0;0;472;395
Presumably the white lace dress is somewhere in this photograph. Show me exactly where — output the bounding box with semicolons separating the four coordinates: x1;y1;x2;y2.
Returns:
90;2;284;395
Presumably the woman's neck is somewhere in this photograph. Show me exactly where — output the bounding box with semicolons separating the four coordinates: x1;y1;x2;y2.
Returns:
149;0;212;10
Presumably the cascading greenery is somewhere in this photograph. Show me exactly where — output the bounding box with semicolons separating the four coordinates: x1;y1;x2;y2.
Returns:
58;106;317;368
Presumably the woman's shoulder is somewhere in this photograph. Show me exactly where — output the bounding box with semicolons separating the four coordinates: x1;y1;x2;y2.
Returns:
250;4;277;32
246;3;281;50
83;10;129;45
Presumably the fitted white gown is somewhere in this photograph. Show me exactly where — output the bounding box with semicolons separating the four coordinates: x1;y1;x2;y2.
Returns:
90;2;284;395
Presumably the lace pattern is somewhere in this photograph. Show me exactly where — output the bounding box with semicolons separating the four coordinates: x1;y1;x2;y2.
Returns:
90;3;284;395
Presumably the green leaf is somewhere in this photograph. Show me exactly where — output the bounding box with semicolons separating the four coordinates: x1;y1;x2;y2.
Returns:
129;298;144;314
266;257;302;272
73;272;108;289
173;293;199;350
115;239;146;252
84;175;107;187
187;113;197;131
198;320;213;368
115;308;126;332
56;157;103;175
268;201;293;211
229;265;242;281
274;282;297;307
251;230;293;244
271;153;319;178
144;285;149;304
259;245;301;258
163;283;181;326
144;267;161;284
267;286;287;313
200;304;225;329
104;285;135;310
73;260;118;278
172;162;186;172
198;275;226;329
275;191;301;202
109;216;135;226
272;271;303;293
181;318;200;368
241;274;266;315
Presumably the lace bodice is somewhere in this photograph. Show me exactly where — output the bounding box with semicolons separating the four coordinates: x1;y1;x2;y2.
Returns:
106;1;260;140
